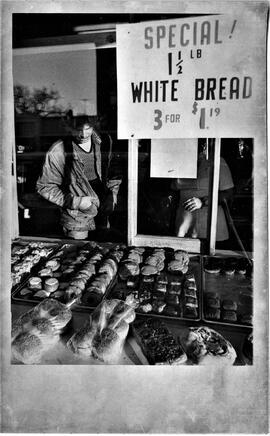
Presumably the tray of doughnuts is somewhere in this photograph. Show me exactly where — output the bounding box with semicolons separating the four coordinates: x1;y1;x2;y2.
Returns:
11;239;61;292
12;241;125;312
106;246;202;322
202;255;253;328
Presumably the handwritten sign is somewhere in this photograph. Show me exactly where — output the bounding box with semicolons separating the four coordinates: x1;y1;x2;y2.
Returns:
116;14;266;138
150;139;198;178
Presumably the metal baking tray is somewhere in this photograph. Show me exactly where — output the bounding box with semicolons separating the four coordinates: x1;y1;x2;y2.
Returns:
11;238;61;293
201;255;253;328
106;249;202;322
11;241;118;312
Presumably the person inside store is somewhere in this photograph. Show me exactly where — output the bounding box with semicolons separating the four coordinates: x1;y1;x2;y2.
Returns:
36;112;122;240
171;139;234;245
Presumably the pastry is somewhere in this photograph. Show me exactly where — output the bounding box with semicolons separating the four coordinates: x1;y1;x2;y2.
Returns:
69;278;87;290
239;293;253;306
185;273;196;284
206;297;220;309
45;259;60;272
28;277;42;290
240;313;253;325
152;291;166;301
222;310;237;322
184;288;197;298
138;303;153;313
126;276;139;288
173;250;189;272
34;290;51;298
183;326;237;365
152;300;166;313
223;258;237;275
166;294;180;306
163;305;179;317
156;274;168;285
204;291;219;300
168;259;187;274
205;307;221;320
185;296;198;308
20;287;32;296
44;278;59;293
127;251;142;264
141;265;158;276
38;268;53;278
235;258;250;275
183;306;198;319
132;318;187;365
155;283;167;293
119;261;140;279
168;283;182;295
142;275;155;283
204;257;222;274
222;299;237;311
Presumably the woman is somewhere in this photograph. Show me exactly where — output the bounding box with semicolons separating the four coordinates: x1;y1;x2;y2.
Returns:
173;141;234;241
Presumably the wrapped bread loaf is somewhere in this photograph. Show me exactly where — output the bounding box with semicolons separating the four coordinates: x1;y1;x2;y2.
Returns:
68;295;137;363
11;298;73;364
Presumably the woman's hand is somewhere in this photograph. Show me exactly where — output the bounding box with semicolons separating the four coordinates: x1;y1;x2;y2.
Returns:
183;197;203;212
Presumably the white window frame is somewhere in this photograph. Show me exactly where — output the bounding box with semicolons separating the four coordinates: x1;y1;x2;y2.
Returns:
127;138;221;254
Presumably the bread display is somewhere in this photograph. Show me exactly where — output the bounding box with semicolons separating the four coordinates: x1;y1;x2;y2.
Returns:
67;296;137;363
132;318;187;365
203;256;253;327
183;326;237;365
11;298;73;364
108;248;200;320
13;243;124;309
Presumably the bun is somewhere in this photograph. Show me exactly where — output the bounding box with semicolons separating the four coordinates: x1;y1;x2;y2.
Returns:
205;307;221;320
222;299;237;311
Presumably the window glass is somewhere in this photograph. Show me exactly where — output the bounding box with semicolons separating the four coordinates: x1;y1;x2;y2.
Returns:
137;138;211;241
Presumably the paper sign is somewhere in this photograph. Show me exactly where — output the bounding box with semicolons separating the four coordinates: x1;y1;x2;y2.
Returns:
150;138;198;178
117;14;266;138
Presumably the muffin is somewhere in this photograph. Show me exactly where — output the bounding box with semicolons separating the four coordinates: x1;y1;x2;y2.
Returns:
222;310;237;322
205;307;221;320
222;299;237;311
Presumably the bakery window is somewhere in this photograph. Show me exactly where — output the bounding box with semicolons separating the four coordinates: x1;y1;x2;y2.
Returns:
129;138;253;255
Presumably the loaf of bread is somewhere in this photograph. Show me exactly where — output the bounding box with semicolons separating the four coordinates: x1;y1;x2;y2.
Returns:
11;298;72;364
67;296;137;363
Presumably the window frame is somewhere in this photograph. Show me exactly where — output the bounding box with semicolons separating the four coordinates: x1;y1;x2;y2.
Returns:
127;138;221;254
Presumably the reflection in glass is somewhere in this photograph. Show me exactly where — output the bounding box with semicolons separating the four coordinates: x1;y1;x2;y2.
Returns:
137;138;253;254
